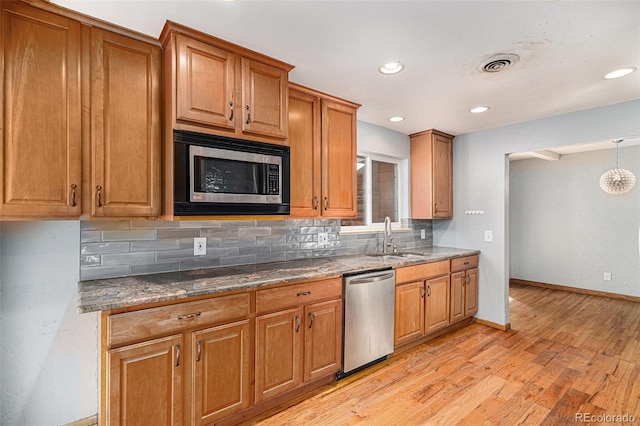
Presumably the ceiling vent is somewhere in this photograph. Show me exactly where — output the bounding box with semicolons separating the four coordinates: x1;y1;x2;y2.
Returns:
479;53;520;73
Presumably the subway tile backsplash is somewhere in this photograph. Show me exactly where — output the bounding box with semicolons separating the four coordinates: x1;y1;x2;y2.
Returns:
80;218;433;280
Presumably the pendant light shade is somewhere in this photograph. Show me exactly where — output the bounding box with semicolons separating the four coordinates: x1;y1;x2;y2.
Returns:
599;139;636;195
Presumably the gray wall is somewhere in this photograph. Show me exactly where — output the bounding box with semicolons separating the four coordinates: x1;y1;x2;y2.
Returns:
434;99;640;326
510;146;640;295
0;221;98;426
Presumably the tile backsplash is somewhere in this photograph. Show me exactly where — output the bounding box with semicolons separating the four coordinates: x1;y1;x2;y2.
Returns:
80;218;433;280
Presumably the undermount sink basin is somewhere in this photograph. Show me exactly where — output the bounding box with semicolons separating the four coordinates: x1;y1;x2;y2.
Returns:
366;252;426;260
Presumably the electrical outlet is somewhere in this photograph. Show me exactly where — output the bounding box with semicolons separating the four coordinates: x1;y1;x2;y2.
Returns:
318;232;328;246
420;229;426;239
484;230;493;242
194;237;207;256
604;272;612;281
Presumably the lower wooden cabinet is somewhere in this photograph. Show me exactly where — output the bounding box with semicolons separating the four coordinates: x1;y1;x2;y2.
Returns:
103;278;342;425
106;335;184;426
192;320;251;425
394;257;479;349
450;256;479;323
255;278;343;403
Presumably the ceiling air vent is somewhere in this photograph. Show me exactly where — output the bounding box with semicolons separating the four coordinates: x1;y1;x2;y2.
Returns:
479;53;520;73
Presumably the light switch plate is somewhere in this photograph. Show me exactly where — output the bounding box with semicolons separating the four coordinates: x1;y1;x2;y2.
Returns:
421;229;426;239
604;272;612;281
484;230;493;242
318;232;328;246
194;237;207;256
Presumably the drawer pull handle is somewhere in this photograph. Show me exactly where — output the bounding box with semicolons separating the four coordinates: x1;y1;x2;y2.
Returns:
295;315;301;333
71;184;77;207
464;262;470;265
308;312;314;329
245;105;251;125
296;291;312;297
313;195;319;210
178;311;201;320
427;285;431;297
229;101;234;121
96;185;103;207
196;340;202;362
175;344;181;367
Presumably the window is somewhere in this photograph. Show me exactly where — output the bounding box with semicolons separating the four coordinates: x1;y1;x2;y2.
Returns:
342;154;403;230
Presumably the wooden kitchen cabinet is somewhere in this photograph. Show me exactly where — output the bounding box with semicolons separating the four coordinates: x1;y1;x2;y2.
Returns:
394;281;425;346
192;320;251;425
410;129;453;219
288;83;360;218
394;260;451;348
425;274;451;333
89;27;162;217
161;21;292;143
0;1;162;219
255;277;343;403
0;1;82;217
103;293;250;426
450;256;479;322
106;334;184;426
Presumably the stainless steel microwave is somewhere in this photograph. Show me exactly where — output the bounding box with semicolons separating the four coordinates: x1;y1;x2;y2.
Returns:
173;130;290;216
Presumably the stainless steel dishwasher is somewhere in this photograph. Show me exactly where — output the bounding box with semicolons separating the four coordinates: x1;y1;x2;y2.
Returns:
339;268;396;378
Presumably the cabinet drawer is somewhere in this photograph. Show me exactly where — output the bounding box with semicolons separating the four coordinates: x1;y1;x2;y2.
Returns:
396;260;449;284
451;255;479;273
108;293;250;347
256;277;342;314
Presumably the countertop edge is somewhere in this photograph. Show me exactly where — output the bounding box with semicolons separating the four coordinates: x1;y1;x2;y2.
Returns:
77;247;480;313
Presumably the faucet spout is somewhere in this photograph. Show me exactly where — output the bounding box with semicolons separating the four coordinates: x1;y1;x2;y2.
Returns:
383;216;394;253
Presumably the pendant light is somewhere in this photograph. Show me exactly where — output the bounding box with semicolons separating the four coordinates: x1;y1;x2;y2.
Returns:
599;139;636;195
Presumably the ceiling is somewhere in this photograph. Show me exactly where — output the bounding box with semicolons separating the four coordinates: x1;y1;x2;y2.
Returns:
509;136;640;161
53;0;640;137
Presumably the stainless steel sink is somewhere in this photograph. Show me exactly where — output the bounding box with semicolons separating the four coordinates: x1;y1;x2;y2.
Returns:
366;252;426;260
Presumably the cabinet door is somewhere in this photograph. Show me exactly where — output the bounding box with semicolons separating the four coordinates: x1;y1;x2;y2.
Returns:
175;34;235;130
241;58;287;138
432;133;452;218
91;28;161;216
450;271;466;323
425;275;450;334
394;281;425;347
304;299;342;382
465;268;479;317
255;308;302;403
321;99;357;217
192;320;251;425
0;3;81;217
289;88;321;217
107;335;183;426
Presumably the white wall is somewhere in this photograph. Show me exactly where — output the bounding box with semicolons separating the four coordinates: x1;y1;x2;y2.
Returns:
434;99;640;326
510;146;640;295
357;121;411;219
0;221;98;425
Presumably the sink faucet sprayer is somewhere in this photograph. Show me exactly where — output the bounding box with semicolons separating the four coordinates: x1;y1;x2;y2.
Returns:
383;216;396;253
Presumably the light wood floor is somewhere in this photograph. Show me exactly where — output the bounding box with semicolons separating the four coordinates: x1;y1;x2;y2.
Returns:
248;283;640;425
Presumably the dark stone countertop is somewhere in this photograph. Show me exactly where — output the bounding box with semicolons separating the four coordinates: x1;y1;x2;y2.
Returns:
77;246;480;313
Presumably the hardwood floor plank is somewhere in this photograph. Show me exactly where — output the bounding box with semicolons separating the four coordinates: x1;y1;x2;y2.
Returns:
248;284;640;425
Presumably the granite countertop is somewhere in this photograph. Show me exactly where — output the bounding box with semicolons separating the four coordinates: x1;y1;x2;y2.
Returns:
77;246;480;313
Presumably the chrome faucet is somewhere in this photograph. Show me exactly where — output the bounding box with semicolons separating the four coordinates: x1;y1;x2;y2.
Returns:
383;216;395;253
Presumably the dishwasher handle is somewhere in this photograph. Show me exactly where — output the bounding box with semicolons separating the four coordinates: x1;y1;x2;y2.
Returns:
348;272;395;285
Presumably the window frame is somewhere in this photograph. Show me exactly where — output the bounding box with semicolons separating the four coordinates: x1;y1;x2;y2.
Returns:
340;152;405;233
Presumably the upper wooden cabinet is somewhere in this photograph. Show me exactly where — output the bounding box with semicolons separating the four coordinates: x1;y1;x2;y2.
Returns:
0;1;162;219
410;129;453;219
288;84;359;218
0;2;82;217
89;27;162;217
161;21;292;143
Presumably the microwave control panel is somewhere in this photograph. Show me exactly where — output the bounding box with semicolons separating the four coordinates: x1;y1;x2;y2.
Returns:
268;165;280;195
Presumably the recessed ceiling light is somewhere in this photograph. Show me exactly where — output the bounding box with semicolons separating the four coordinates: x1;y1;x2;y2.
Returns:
388;116;405;122
470;106;490;114
604;68;637;79
379;62;404;75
